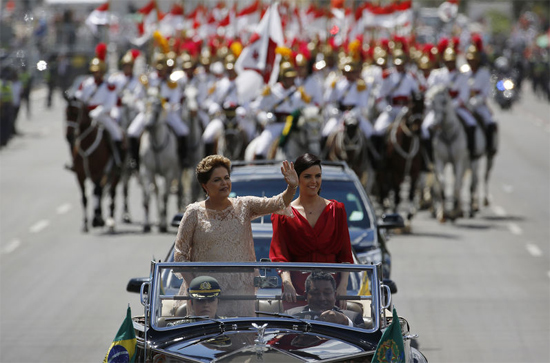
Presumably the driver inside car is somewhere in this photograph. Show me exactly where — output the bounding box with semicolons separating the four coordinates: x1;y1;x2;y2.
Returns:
188;276;222;319
285;271;365;328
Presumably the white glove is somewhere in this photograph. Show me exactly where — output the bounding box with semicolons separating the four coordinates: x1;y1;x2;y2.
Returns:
89;105;104;119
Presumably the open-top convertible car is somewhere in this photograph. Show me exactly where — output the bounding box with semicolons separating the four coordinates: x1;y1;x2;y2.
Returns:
128;261;427;362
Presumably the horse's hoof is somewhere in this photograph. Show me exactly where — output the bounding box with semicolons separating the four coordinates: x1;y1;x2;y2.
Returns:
122;214;132;224
483;197;490;207
82;225;89;233
159;225;168;233
92;217;105;227
143;225;151;233
106;217;115;230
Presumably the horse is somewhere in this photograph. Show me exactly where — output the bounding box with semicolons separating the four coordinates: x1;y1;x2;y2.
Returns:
118;91;142;224
468;113;498;217
376;93;425;226
139;91;183;233
278;106;323;161
213;107;250;161
325;110;375;191
181;85;204;204
426;85;469;223
70;102;122;233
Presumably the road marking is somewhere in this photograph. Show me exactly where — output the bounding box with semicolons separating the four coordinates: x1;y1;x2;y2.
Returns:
29;220;50;233
508;223;523;235
526;244;543;257
502;184;514;193
492;205;507;217
56;203;72;214
2;239;21;254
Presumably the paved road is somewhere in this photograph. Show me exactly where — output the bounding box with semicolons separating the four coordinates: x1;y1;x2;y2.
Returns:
0;83;548;362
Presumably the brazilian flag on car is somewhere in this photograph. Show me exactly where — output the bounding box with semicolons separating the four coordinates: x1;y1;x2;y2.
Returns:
103;306;137;363
372;308;405;363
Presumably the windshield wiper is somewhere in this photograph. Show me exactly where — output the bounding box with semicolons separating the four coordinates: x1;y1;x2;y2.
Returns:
254;311;312;332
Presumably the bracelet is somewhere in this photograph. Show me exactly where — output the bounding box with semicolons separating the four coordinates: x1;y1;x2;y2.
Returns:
289;184;298;190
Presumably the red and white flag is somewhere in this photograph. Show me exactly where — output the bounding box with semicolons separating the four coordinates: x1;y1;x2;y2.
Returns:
85;1;110;34
235;2;284;85
235;0;261;36
438;0;459;23
159;3;184;37
234;3;284;103
132;0;159;46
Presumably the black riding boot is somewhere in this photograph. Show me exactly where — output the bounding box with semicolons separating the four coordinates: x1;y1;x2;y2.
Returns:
486;123;497;155
177;136;188;169
114;140;125;167
466;125;476;159
421;138;433;172
204;142;216;157
128;137;140;170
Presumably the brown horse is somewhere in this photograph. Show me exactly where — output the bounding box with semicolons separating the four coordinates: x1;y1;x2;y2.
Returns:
70;102;122;232
325;110;373;189
376;94;425;226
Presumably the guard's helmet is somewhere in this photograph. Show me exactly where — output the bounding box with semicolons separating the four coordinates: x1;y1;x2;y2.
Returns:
392;48;407;66
442;38;460;62
153;53;167;71
121;49;140;66
90;43;107;73
466;34;483;62
280;61;297;78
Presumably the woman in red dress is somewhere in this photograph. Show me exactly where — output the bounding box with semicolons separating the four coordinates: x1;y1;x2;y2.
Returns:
270;153;353;310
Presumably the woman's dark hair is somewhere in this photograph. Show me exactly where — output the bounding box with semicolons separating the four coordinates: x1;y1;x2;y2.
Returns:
294;153;322;178
196;155;231;192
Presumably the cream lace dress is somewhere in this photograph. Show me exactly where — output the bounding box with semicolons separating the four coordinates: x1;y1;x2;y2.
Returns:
174;194;286;317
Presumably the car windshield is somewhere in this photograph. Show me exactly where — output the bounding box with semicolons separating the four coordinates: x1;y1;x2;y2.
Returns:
229;179;371;229
150;262;381;333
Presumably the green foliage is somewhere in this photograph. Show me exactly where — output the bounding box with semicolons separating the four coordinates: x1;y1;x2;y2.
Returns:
487;10;512;35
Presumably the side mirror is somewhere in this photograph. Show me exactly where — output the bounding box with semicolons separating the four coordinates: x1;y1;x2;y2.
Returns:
377;213;405;230
171;213;183;227
127;277;149;294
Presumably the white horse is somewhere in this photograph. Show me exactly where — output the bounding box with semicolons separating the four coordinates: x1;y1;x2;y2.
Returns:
181;85;204;204
140;90;183;233
426;85;469;223
276;106;324;161
118;91;141;224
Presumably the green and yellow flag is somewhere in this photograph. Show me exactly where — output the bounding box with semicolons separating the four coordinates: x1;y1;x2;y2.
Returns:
372;307;405;363
103;306;137;363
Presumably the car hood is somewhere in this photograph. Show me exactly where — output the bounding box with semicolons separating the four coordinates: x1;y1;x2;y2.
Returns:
159;329;376;362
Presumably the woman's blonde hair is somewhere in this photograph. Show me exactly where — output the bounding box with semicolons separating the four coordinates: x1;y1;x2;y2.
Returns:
196;155;231;188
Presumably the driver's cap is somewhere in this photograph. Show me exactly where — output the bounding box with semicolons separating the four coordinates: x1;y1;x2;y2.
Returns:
188;276;221;299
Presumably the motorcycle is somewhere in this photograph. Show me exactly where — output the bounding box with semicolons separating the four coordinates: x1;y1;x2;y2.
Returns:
492;56;519;110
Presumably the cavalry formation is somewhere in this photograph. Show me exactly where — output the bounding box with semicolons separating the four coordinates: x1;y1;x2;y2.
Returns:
63;31;499;233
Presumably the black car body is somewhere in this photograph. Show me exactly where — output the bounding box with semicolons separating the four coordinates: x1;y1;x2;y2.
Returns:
128;261;426;363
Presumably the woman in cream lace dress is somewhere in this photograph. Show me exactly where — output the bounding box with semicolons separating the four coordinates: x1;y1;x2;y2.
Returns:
175;155;298;317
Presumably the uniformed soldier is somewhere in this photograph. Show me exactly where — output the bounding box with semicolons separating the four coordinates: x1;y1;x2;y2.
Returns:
74;43;124;165
372;44;419;159
187;276;221;319
249;59;306;159
127;53;189;169
109;49;146;169
440;38;478;158
294;53;324;107
323;56;373;150
466;34;497;155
